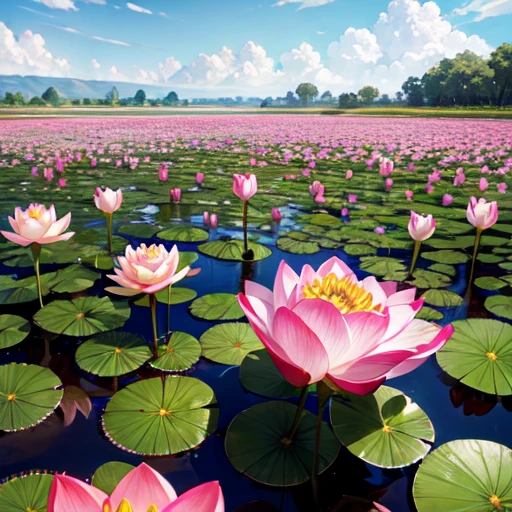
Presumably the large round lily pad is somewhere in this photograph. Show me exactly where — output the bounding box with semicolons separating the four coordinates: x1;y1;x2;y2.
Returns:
276;237;320;254
0;363;63;431
157;226;209;242
198;240;271;262
92;461;135;495
0;315;30;349
330;386;434;468
33;297;131;337
150;331;201;372
436;319;512;396
134;287;197;307
75;332;152;377
200;323;264;365
0;473;54;512
484;295;512;320
413;440;512;512
421;289;464;307
118;223;161;238
225;400;339;486
103;375;218;456
190;293;244;320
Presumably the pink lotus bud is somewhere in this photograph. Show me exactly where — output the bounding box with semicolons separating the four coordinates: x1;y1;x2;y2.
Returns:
442;194;454;206
250;158;257;166
374;226;386;234
309;181;324;197
56;158;64;172
498;183;507;194
479;178;488;191
31;167;38;176
271;207;282;223
115;159;122;167
385;178;393;191
44;168;54;181
408;211;436;241
170;188;181;204
341;207;349;216
380;158;394;177
405;190;414;200
308;161;316;169
408;163;415;171
466;197;498;230
159;164;168;181
58;178;66;188
348;194;357;204
210;214;218;229
196;172;204;185
90;158;97;168
203;211;210;225
426;184;434;194
75;152;82;161
302;169;311;177
233;174;257;201
94;187;123;213
345;170;353;179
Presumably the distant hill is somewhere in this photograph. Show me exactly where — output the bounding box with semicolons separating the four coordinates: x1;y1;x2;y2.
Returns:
0;75;189;100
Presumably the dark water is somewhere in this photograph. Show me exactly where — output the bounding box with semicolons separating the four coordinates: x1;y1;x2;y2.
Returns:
1;229;511;512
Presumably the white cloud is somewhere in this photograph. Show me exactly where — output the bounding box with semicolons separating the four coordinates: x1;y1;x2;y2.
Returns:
158;56;182;80
91;35;131;46
159;11;167;17
454;0;512;21
273;0;335;9
0;22;71;76
91;58;100;68
33;0;78;10
19;6;56;18
126;2;152;14
317;30;326;35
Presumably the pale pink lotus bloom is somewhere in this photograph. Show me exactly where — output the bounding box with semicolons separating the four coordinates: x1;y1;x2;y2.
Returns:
233;174;257;201
498;183;507;193
379;158;394;177
345;170;353;179
47;463;224;512
466;197;498;230
408;211;436;241
341;207;349;216
94;187;123;214
348;194;357;204
302;168;311;177
405;190;414;200
203;211;210;226
210;214;218;229
314;194;326;203
58;178;66;188
442;194;454;206
159;164;168;181
44;168;54;181
0;204;74;247
115;159;122;167
271;207;282;222
479;178;489;191
308;160;316;169
238;257;453;395
196;172;204;185
170;188;181;204
385;178;393;191
106;244;190;296
249;158;257;166
309;181;324;197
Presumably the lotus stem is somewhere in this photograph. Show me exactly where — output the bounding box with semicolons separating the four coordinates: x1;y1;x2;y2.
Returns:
468;227;483;295
312;380;334;509
286;386;309;441
105;212;113;254
31;243;43;308
149;294;159;357
167;285;172;334
243;200;249;254
408;240;422;278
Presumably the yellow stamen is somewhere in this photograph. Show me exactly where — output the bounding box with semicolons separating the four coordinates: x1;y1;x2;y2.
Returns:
486;352;498;361
28;207;44;220
115;499;134;512
115;348;122;355
159;408;171;416
77;312;85;319
382;425;392;433
7;393;16;402
147;506;158;512
489;495;501;510
303;273;382;314
146;245;160;259
234;342;242;348
102;502;113;512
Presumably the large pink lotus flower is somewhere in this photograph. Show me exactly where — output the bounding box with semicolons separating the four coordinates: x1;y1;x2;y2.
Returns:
94;187;123;214
0;204;74;247
48;462;224;512
233;173;257;201
106;243;190;296
466;197;498;230
408;211;436;241
238;257;453;395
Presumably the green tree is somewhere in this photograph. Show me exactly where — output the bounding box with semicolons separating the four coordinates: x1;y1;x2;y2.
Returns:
106;86;119;105
358;85;380;105
488;43;512;106
42;87;60;106
83;98;92;105
28;96;47;106
164;91;179;105
260;96;273;107
395;91;404;103
134;89;146;105
295;83;319;105
379;94;392;105
402;76;425;106
338;92;359;108
320;90;333;103
285;91;298;106
4;92;26;105
70;98;81;106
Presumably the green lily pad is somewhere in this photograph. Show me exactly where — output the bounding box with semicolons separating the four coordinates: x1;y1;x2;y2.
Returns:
92;461;135;495
276;237;320;254
81;252;116;270
44;264;100;294
157;226;209;242
499;262;512;271
330;386;434;468
416;307;444;321
477;253;504;264
0;241;90;267
225;400;340;486
118;223;161;238
413;440;512;512
73;229;127;253
286;231;309;241
239;350;311;398
198;240;271;262
177;251;199;272
75;332;152;377
344;244;377;256
0;363;63;431
421;250;469;264
484;295;512;320
407;270;451;289
437;319;512;396
359;257;406;278
421;289;464;307
428;263;456;276
200;323;264;365
0;473;54;512
103;376;218;456
0;315;31;349
33;297;131;337
301;213;341;226
0;275;40;305
150;331;201;372
190;293;244;320
474;276;507;291
134;287;197;307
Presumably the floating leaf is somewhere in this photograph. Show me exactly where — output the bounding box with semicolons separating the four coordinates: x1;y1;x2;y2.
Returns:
276;237;320;254
484;295;512;320
0;275;42;305
474;276;507;291
0;473;53;512
331;386;434;468
200;323;263;365
0;315;30;349
415;307;443;321
421;250;469;264
150;331;201;372
75;332;152;377
103;376;218;456
421;289;464;307
477;253;504;264
0;363;63;431
92;462;135;495
407;269;451;289
301;213;340;226
177;251;199;272
190;293;243;320
428;263;456;276
344;244;377;256
359;257;406;278
225;400;339;486
118;223;161;238
44;264;100;294
413;440;512;512
157;226;209;242
437;319;512;396
198;240;271;262
134;287;197;307
34;297;131;337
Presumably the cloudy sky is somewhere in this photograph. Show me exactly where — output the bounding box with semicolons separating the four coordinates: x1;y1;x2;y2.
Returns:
1;0;511;96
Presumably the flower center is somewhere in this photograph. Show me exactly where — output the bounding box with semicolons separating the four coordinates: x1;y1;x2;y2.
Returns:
159;408;171;416
489;495;501;509
28;207;44;220
145;246;160;259
486;351;498;361
105;499;159;512
302;273;381;314
7;393;16;401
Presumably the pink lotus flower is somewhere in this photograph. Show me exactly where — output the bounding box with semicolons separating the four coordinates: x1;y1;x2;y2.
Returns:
345;170;353;179
271;207;282;222
203;211;210;226
408;163;415;171
309;181;324;197
115;159;122;167
196;172;204;185
405;190;414;200
106;244;190;296
425;183;434;194
379;158;394;177
250;158;257;166
374;226;386;234
498;183;507;193
442;194;453;206
210;214;218;229
408;212;436;241
58;178;66;188
56;158;64;172
159;164;169;181
170;188;181;204
348;194;357;204
233;174;257;201
466;197;498;230
31;167;38;176
0;204;74;247
90;158;97;168
238;257;453;395
341;207;349;216
385;178;393;191
308;161;316;169
479;178;488;191
314;194;326;203
48;463;224;512
94;187;123;214
44;168;54;181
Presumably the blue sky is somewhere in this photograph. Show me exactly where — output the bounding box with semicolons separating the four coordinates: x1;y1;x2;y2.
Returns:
1;0;511;96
